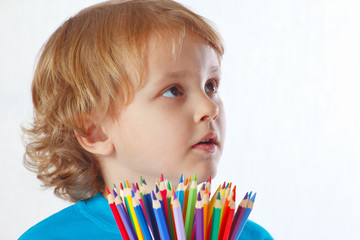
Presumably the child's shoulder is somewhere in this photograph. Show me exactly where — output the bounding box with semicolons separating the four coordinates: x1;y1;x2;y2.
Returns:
19;193;120;240
241;220;274;240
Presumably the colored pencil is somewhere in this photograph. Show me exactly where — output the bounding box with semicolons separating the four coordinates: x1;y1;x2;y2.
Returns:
106;188;130;240
208;185;221;224
106;175;255;240
176;174;184;210
166;182;176;240
229;192;248;240
202;187;210;240
142;179;161;240
219;187;236;240
152;191;171;240
195;192;204;240
172;190;186;240
234;193;256;239
132;191;152;240
210;192;221;240
185;174;197;240
124;186;144;240
112;187;138;240
182;177;190;218
160;174;170;226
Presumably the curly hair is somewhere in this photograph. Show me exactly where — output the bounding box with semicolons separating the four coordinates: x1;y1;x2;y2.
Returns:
23;0;224;202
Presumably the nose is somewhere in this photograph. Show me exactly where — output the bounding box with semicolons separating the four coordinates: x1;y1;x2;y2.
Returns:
194;93;219;123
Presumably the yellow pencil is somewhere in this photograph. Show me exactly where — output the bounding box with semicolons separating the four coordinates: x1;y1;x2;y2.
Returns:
124;186;144;240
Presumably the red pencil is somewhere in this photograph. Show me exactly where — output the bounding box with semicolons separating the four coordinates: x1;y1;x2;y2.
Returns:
106;187;130;240
219;188;236;240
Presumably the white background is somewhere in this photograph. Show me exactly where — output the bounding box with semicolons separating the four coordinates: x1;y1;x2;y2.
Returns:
1;0;360;239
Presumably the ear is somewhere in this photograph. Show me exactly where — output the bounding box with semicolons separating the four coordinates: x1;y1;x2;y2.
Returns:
75;123;114;156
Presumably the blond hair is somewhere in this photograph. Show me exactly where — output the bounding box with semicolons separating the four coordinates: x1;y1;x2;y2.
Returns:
24;0;224;202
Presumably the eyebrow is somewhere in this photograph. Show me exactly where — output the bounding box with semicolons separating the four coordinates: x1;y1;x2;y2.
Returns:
160;66;221;81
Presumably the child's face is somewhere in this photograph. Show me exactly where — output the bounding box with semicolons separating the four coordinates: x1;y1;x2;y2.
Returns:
104;34;225;185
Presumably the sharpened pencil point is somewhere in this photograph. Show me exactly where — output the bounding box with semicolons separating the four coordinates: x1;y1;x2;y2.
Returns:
113;189;118;198
167;181;172;190
160;173;164;182
194;173;197;181
179;174;184;183
152;191;157;200
173;189;177;200
217;192;221;200
244;192;249;200
155;184;159;193
106;187;110;195
251;193;257;202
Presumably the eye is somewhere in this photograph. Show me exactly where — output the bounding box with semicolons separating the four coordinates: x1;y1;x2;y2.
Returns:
161;85;183;98
205;79;218;93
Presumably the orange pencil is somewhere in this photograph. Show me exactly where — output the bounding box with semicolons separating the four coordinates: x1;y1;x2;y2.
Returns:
202;187;210;239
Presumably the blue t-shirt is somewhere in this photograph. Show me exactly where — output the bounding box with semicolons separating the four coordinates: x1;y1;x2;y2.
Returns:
19;193;273;239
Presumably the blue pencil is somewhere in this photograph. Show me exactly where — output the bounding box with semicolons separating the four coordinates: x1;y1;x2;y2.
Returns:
234;193;256;239
176;174;185;210
152;191;171;240
132;191;152;240
142;179;161;240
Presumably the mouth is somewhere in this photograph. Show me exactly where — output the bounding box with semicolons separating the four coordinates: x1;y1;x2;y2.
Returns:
192;132;218;153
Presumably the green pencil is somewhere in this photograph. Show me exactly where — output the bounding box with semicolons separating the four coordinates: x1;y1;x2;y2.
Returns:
184;173;197;240
210;192;222;240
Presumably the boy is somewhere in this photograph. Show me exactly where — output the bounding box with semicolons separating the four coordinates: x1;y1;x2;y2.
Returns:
20;0;272;239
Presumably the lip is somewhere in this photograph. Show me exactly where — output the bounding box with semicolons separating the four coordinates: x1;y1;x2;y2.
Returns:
192;132;219;153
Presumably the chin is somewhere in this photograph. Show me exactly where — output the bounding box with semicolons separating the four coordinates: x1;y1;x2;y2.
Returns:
193;163;218;184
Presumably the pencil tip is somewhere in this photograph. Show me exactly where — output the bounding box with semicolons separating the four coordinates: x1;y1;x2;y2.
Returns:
106;187;110;195
251;193;257;202
140;176;143;186
173;189;177;200
208;176;212;183
194;173;197;181
244;192;248;200
197;192;202;201
179;174;184;183
113;189;118;198
160;173;164;182
152;191;157;200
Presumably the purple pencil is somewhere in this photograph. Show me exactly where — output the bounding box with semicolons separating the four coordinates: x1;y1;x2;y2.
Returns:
229;193;249;240
113;189;138;240
195;192;204;240
172;190;186;240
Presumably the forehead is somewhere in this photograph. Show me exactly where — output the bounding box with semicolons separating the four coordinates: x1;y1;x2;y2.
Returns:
144;32;220;73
